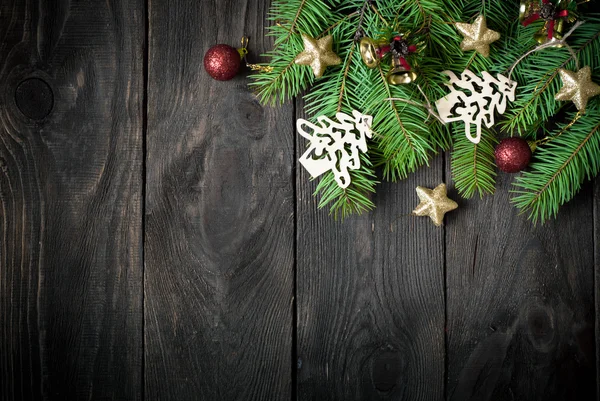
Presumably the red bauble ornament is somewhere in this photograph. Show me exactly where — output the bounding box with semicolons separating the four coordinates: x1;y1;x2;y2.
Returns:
203;44;241;81
495;137;532;173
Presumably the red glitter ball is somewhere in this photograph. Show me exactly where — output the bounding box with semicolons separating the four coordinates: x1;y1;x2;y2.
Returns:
495;137;532;173
203;44;241;81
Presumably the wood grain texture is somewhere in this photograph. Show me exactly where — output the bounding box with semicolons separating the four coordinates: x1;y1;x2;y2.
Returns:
446;171;596;401
145;0;295;399
0;0;144;400
593;178;600;399
296;98;446;400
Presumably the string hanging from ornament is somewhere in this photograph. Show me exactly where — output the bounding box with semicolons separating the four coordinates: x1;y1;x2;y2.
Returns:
535;110;583;147
507;20;584;80
386;84;444;123
239;37;274;73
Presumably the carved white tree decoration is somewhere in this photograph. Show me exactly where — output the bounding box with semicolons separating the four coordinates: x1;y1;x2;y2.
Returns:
435;69;517;144
297;110;373;189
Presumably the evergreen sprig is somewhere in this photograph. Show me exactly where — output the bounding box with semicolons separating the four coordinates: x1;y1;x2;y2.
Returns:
512;101;600;223
433;0;514;198
449;7;600;217
251;0;600;222
249;0;338;105
498;18;600;137
252;0;467;218
451;125;498;198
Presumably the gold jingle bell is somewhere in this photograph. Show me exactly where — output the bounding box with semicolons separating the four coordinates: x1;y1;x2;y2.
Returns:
386;56;418;85
519;0;573;46
534;20;565;45
359;37;388;69
519;0;541;22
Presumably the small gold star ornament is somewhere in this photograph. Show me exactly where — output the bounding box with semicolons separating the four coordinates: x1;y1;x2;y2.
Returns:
412;183;458;227
555;66;600;111
455;15;500;57
294;34;341;78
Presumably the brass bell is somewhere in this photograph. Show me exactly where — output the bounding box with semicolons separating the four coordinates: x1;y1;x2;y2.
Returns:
519;0;541;23
520;0;573;46
533;19;565;45
359;37;388;69
386;56;418;85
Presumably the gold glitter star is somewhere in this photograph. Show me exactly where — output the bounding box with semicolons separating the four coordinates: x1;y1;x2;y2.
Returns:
455;15;500;57
555;66;600;111
294;34;341;78
412;183;458;227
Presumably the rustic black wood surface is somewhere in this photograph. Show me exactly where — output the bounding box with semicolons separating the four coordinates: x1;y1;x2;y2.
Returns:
0;0;598;400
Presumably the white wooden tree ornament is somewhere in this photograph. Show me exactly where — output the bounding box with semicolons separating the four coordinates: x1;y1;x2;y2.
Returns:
297;110;373;189
435;70;517;144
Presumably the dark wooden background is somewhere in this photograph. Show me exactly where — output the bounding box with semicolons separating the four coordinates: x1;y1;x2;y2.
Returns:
0;0;598;400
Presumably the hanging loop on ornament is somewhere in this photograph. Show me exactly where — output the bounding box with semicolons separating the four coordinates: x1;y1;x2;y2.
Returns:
239;36;250;58
239;35;274;73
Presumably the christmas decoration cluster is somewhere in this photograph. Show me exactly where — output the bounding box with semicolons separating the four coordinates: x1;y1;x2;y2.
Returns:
206;0;600;225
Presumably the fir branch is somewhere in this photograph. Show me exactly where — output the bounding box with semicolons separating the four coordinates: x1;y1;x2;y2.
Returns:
451;126;497;198
512;106;600;223
249;0;339;105
281;0;308;45
499;20;600;136
374;65;433;181
313;153;378;220
507;21;585;79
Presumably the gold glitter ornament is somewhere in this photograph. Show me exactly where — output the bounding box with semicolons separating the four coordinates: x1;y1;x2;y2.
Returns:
294;34;341;78
412;183;458;227
455;15;501;57
555;66;600;111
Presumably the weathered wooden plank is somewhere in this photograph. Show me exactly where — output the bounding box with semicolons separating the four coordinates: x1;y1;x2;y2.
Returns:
145;0;295;399
446;172;595;400
590;19;600;400
0;0;144;400
296;99;446;400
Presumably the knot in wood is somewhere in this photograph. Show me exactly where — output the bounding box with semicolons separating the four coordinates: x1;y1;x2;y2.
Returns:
15;78;54;120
